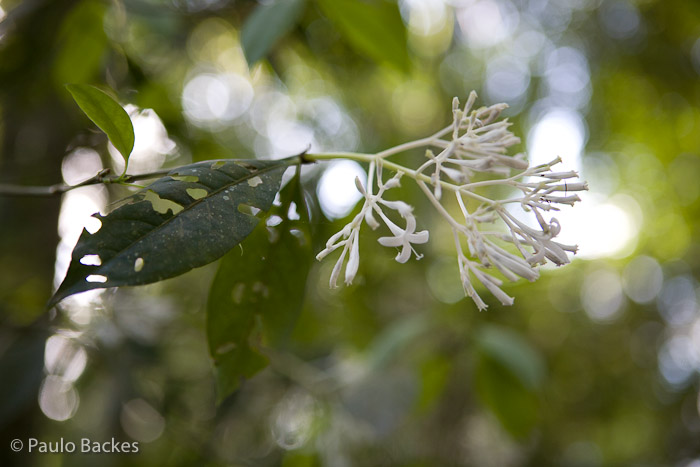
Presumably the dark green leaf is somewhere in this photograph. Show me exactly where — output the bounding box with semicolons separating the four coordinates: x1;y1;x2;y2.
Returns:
316;0;410;72
241;0;307;66
475;324;546;390
49;157;298;308
207;170;312;401
473;352;540;439
66;84;135;163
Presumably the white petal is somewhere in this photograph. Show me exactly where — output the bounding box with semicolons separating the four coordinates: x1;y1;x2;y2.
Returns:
344;236;360;285
329;246;347;288
378;235;404;248
395;244;412;263
408;230;429;244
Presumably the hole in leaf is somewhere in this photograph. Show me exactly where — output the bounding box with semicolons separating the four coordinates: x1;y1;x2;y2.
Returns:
211;161;226;169
231;283;245;304
267;226;280;244
288;201;300;221
86;275;107;283
186;188;208;200
170;175;199;183
85;215;103;234
143;190;184;215
235;161;257;170
272;192;282;207
290;229;307;246
134;257;145;272
252;281;269;298
238;204;262;217
247;176;263;187
79;254;102;266
266;215;283;227
216;342;237;354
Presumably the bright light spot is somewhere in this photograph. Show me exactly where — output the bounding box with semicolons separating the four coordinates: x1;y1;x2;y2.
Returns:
39;376;79;421
62;148;103;185
657;275;698;327
456;0;519;48
581;268;625;322
317;161;366;219
401;0;449;36
485;55;530;102
392;80;441;133
121;399;165;443
182;72;253;128
599;0;641;40
44;335;87;383
558;193;641;260
622;256;663;304
109;106;176;174
527;108;585;169
512;29;546;59
271;390;319;450
545;47;590;94
659;335;695;387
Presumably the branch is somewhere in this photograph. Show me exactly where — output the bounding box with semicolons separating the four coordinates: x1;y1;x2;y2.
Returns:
0;168;174;197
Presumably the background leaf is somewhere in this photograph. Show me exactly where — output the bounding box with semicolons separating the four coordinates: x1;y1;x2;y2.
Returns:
65;84;135;163
316;0;410;72
241;0;307;66
473;325;546;438
475;324;546;390
207;170;312;401
49;158;297;307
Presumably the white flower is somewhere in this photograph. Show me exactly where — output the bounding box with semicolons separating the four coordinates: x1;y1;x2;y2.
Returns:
316;93;587;310
377;214;429;263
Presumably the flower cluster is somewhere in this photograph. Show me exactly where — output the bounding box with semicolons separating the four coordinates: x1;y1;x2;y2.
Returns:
316;164;429;287
316;92;587;310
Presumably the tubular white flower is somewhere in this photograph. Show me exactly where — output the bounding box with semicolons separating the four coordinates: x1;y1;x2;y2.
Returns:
315;92;586;309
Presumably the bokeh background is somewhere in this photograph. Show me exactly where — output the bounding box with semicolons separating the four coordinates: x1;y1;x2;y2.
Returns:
1;0;700;465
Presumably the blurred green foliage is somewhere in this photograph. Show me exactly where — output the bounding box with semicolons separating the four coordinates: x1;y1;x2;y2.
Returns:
1;0;700;465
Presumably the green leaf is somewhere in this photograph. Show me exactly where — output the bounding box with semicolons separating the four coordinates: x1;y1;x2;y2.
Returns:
474;325;546;390
49;157;298;308
316;0;410;72
473;325;546;438
241;0;307;66
473;352;540;439
207;170;312;401
65;84;135;163
52;2;107;86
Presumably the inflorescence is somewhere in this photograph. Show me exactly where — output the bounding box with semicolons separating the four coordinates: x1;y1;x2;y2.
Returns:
314;92;588;310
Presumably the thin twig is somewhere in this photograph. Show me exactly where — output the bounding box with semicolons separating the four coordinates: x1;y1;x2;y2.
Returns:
0;168;174;197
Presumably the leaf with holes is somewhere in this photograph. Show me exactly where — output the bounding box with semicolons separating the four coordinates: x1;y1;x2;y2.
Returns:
49;157;300;308
207;170;312;401
66;84;135;163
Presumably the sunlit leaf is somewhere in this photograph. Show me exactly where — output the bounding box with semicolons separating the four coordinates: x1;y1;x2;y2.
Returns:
49;157;298;308
207;170;312;401
316;0;410;72
241;0;307;66
65;84;135;163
